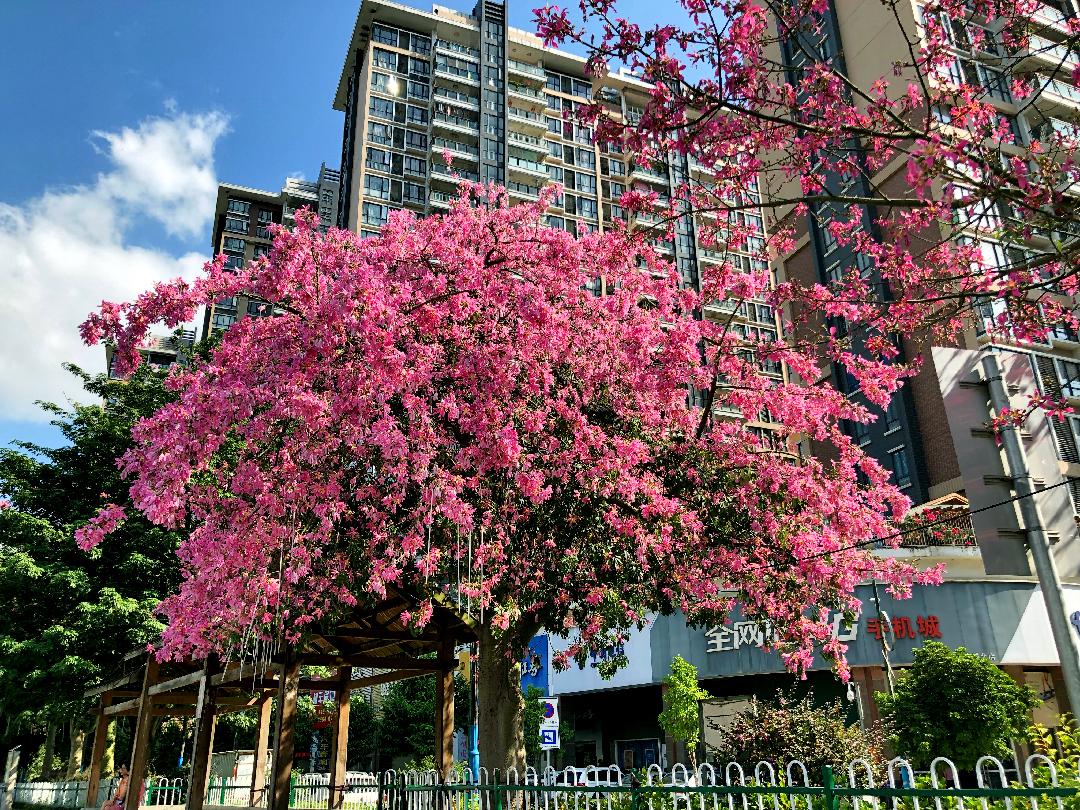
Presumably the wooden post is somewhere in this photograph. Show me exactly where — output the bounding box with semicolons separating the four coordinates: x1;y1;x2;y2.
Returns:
85;696;112;808
128;658;159;810
270;650;301;810
327;667;352;810
433;638;456;779
250;695;273;807
187;666;217;810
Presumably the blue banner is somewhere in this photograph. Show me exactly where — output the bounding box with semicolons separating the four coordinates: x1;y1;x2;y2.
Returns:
520;634;549;694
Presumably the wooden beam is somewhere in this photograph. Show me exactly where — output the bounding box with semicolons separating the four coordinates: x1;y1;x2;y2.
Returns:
327;668;351;810
103;698;141;716
250;696;272;807
187;667;216;810
271;652;300;810
127;657;159;810
85;695;112;807
211;664;267;688
346;669;429;691
319;631;442;645
433;636;455;779
293;654;446;670
84;674;140;698
147;670;208;696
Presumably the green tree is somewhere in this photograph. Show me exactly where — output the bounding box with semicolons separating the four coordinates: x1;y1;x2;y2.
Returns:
877;642;1040;770
0;363;183;770
375;674;469;766
708;691;888;775
658;656;710;768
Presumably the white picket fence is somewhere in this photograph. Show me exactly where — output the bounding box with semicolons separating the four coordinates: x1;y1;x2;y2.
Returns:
386;755;1079;810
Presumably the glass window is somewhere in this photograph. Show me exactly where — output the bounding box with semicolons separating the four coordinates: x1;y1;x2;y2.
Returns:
362;202;389;227
366;147;392;172
369;96;396;120
408;80;430;100
405;129;428;150
403;155;426;176
1056;359;1080;397
890;448;912;488
367;121;393;146
407;105;428;126
252;245;270;258
224;217;248;234
885;398;902;432
223;237;246;252
257;209;274;224
403;182;425;204
365;175;390;200
575;148;595;169
372;23;397;46
578;198;598;220
226;198;251;215
577;174;596;194
572;79;591;98
373;48;396;71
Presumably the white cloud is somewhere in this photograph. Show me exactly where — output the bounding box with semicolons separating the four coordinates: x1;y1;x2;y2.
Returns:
0;109;230;422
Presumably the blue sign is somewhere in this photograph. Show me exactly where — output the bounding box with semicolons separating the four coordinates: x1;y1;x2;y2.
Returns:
540;728;559;750
521;635;549;694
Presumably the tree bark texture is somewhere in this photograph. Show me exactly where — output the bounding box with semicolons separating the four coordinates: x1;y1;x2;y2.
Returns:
65;720;86;779
477;624;525;773
41;723;56;780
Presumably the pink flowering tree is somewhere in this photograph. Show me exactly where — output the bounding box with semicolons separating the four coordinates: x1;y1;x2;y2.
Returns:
81;194;935;769
535;0;1080;410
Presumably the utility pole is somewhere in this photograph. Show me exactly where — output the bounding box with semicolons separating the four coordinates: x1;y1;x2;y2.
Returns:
469;642;480;780
982;350;1080;715
870;579;896;695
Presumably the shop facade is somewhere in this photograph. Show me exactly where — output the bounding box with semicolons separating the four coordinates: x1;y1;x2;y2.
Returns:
521;581;1080;768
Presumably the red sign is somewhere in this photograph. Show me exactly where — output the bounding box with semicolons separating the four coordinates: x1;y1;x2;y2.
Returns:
866;614;942;641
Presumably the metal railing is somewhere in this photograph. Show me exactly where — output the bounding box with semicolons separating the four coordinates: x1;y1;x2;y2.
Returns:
508;59;545;78
377;756;1080;810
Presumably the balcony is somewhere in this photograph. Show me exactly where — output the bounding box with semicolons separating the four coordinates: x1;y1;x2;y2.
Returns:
431;164;480;184
1031;1;1073;33
430;190;455;209
435;39;480;60
432;137;480;161
1016;34;1079;72
1027;73;1080;115
434;65;480;86
631;165;669;185
507;180;542;200
508;83;545;107
433;86;479;110
433;112;480;135
507;106;548;130
508;154;549;180
508;59;545;81
875;495;983;571
507;131;548;154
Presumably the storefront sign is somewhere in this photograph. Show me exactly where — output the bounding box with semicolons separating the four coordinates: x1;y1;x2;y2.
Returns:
706;613;857;653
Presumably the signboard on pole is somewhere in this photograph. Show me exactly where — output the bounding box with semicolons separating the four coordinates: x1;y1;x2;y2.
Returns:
539;697;559;750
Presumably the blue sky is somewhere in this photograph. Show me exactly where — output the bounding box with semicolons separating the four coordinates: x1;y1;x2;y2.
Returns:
0;0;655;452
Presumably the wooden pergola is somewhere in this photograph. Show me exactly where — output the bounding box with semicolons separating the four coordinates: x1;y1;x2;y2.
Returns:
83;589;476;810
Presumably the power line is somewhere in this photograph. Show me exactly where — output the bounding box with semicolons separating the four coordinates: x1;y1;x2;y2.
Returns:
740;474;1075;573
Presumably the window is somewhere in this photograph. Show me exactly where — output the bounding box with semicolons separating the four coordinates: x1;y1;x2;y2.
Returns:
406;105;428;126
256;225;271;239
605;158;625;176
405;130;428;150
367;122;393;146
403;155;426;177
578;197;598;220
247;300;270;317
372;23;397;46
224;217;247;234
369;96;396;120
223;237;246;253
1056;358;1080;397
408;80;429;100
547;165;564;183
366;147;392;172
885;398;902;432
410;57;431;77
411;34;431;55
547;140;561;159
403;182;425;204
373;48;397;71
252;245;270;259
362;202;389;227
572;79;591;98
365;175;390;200
576;174;596;194
227;198;250;215
223;254;244;270
890;447;912;488
575;148;595;169
257;209;274;224
370;72;401;96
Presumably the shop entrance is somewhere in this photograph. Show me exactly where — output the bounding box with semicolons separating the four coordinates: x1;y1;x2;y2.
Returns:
615;738;660;770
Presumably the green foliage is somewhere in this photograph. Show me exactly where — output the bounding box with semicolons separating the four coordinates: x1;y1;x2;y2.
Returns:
658;656;710;766
708;691;888;775
1025;714;1080;810
0;363;183;746
523;686;544;764
877;642;1039;770
375;674;468;766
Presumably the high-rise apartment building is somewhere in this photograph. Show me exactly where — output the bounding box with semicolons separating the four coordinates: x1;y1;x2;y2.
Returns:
331;0;788;453
763;0;1080;558
202;164;341;338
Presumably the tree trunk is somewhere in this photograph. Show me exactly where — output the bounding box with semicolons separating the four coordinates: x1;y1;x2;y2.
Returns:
476;624;525;773
102;720;116;777
65;720;87;779
42;723;57;780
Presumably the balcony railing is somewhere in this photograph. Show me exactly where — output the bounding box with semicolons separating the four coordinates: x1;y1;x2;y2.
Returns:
431;165;480;182
1032;74;1080;105
508;106;545;125
507;180;541;199
895;510;977;548
434;112;479;131
508;59;545;78
508;131;546;150
436;39;480;60
508;155;547;174
433;137;480;158
508;83;544;100
433;87;479;108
